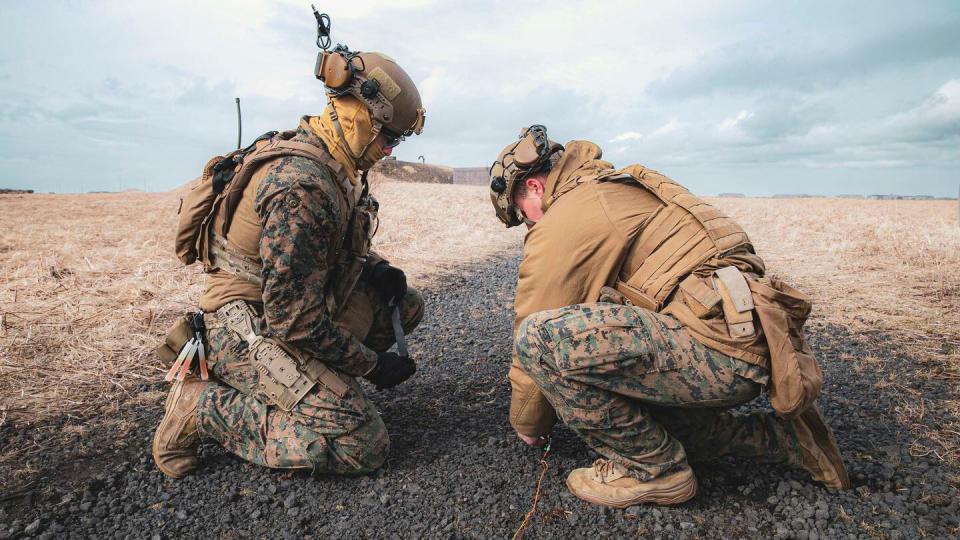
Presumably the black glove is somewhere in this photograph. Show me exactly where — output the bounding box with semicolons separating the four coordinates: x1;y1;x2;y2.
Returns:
368;262;407;304
365;352;416;390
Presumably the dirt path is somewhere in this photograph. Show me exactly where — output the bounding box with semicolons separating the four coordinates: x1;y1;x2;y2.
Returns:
2;250;958;539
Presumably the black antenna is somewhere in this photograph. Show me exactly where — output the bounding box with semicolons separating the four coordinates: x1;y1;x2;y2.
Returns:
235;97;242;150
312;5;331;50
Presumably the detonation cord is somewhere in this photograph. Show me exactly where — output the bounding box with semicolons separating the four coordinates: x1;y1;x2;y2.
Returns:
512;437;552;540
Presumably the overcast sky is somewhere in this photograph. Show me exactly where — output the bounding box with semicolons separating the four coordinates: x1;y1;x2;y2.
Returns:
1;1;957;196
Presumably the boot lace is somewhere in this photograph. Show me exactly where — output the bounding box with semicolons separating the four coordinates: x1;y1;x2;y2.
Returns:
592;459;616;482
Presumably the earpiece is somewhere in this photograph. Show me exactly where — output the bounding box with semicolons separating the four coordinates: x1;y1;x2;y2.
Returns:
315;51;353;90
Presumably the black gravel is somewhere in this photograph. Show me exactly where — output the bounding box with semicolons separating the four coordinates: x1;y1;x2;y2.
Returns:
2;250;958;539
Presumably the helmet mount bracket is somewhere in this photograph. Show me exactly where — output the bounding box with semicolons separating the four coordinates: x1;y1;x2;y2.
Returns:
488;125;561;228
309;6;425;157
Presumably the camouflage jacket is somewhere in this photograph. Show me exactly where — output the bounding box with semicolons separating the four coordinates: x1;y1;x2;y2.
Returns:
199;118;382;376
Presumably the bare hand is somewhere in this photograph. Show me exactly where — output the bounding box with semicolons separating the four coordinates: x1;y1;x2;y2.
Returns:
517;431;549;447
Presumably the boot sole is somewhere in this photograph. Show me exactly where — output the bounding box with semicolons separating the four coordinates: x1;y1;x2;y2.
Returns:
799;405;851;490
565;471;698;509
152;381;191;479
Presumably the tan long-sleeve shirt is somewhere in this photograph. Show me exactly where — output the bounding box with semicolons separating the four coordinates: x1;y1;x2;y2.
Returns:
509;142;663;436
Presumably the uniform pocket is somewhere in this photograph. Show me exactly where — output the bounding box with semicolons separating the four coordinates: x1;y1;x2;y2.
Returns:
531;303;689;376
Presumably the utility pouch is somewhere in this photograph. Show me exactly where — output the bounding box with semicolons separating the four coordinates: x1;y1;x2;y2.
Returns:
713;266;756;338
677;274;722;319
216;300;349;411
749;277;823;419
155;317;194;366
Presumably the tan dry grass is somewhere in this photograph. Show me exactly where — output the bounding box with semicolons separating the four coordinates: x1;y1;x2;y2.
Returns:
708;197;960;463
1;189;957;466
707;198;960;365
0;185;522;431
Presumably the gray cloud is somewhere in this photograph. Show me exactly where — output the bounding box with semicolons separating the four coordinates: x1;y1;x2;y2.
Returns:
737;96;836;141
648;19;959;99
0;1;957;196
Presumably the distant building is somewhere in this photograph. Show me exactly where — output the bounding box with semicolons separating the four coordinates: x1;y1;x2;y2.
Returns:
453;167;489;185
717;193;745;198
867;194;935;200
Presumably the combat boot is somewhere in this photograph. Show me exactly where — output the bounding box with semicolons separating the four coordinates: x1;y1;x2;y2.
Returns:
566;459;697;508
152;378;206;479
790;404;851;490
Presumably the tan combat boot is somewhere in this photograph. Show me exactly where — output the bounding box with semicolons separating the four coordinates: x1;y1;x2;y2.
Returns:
566;459;697;508
152;378;206;479
790;404;851;490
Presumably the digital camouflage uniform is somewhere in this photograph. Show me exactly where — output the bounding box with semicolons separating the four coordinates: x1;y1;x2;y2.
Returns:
156;47;428;480
514;303;802;481
497;139;813;484
194;122;423;474
200;282;422;473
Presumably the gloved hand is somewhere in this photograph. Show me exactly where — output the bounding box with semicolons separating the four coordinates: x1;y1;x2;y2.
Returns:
368;262;407;304
365;351;416;390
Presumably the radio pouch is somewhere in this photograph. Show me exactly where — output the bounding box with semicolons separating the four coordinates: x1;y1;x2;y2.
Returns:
749;277;823;419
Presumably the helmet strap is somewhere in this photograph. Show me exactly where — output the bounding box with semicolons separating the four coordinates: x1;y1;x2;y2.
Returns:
358;122;382;157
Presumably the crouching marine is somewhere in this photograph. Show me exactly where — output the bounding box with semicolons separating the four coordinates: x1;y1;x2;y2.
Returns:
489;125;850;508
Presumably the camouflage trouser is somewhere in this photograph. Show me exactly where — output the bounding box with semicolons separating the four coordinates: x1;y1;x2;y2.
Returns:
196;283;424;475
515;303;801;481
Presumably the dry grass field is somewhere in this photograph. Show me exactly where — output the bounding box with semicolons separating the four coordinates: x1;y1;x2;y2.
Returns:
0;183;523;481
714;197;960;464
1;186;958;480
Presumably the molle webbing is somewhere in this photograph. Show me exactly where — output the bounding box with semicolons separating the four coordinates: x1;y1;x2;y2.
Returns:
216;138;348;239
208;234;262;287
198;134;352;281
613;166;754;310
211;300;350;411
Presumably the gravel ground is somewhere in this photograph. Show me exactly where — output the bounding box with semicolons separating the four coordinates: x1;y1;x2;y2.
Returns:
2;250;958;539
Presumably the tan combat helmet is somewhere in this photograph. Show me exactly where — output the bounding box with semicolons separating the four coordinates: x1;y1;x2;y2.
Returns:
315;46;426;157
489;125;563;227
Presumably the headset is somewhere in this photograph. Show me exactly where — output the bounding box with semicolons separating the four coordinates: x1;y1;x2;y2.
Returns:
490;125;557;194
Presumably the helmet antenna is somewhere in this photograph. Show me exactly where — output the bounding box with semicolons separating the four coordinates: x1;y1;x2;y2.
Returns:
312;5;332;51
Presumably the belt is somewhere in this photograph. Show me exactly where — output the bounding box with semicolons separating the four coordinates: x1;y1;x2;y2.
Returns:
207;300;349;410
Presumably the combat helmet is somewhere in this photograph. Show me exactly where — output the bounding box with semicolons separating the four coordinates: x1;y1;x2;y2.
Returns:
314;47;425;161
489;125;563;227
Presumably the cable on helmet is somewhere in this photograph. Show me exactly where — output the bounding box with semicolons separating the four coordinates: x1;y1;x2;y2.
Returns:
489;125;563;228
489;125;559;193
312;5;331;51
308;7;426;172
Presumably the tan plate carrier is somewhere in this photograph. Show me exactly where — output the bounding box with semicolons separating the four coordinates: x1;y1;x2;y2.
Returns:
594;167;821;417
